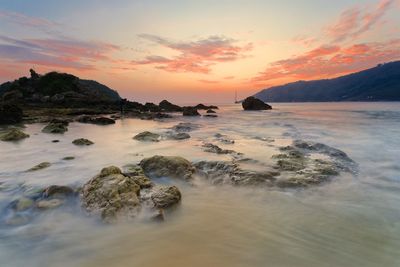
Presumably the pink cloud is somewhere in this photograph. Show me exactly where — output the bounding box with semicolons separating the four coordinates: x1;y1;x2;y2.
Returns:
133;35;252;73
198;79;220;84
252;39;400;84
325;0;395;42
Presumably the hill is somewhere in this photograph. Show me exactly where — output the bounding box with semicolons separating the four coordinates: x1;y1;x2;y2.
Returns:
253;61;400;102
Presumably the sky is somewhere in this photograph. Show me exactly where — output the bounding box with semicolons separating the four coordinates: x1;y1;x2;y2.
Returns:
0;0;399;103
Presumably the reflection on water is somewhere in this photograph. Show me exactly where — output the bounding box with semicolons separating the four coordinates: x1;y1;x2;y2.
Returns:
1;102;400;267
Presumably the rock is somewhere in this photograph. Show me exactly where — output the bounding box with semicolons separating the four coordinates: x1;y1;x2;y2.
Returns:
194;104;218;110
204;114;218;118
159;100;183;112
140;155;195;180
215;133;234;144
13;197;35;211
166;132;190;140
62;156;75;160
182;107;200;116
81;166;141;222
4;214;31;226
172;122;199;132
123;165;154;189
195;161;278;186
26;162;51;172
144;102;161;112
43;185;74;198
77;116;115;125
242;96;272;110
0;128;29;141
0;104;23;125
151;186;181;208
42;121;68;134
52;140;60;143
206;109;216;113
133;131;161;142
36;199;64;209
72;138;94;146
202;143;236;154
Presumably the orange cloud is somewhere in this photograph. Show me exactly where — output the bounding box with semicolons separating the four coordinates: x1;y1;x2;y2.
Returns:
132;35;252;73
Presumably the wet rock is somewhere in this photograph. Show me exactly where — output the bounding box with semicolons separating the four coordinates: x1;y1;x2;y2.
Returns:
62;156;75;160
151;186;181;208
182;107;200;116
42;121;68;134
124;165;154;189
194;104;218;110
13;197;35;211
77;116;115;125
0;104;23;125
72;138;94;146
133;131;160;142
242;96;272;110
36;199;64;209
52;139;60;143
206;109;216;113
166;132;190;140
172;122;199;132
140;155;195;180
215;133;235;144
194;161;278;186
81;166;141;222
43;185;74;198
0;128;29;141
202;143;236;154
26;162;51;172
159;100;183;112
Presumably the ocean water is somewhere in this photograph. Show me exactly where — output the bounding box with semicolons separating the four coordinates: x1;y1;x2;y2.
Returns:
0;102;400;267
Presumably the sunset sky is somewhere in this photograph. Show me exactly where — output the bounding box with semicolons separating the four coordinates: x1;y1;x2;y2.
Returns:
0;0;399;103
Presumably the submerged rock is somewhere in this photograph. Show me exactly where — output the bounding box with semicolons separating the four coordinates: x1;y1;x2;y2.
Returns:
72;138;94;146
172;122;199;132
12;197;35;211
166;132;191;140
0;128;29;141
81;166;141;222
26;162;51;172
43;185;74;198
140;155;195;180
62;156;75;160
202;143;236;154
133;131;161;142
151;186;181;208
242;96;272;110
36;199;64;209
204;114;218;118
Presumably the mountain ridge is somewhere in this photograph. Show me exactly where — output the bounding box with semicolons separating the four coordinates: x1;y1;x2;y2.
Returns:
253;61;400;102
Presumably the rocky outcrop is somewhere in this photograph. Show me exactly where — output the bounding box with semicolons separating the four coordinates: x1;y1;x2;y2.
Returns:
140;155;195;180
80;166;141;222
159;100;183;112
0;128;29;141
182;107;200;116
133;131;161;142
0;104;23;125
72;138;94;146
242;96;272;110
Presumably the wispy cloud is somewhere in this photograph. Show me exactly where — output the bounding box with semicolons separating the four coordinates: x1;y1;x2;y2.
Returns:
198;79;220;84
251;39;400;84
325;0;396;42
133;34;252;73
0;36;120;71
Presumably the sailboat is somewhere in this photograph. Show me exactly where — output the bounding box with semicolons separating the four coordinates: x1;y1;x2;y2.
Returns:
234;90;240;104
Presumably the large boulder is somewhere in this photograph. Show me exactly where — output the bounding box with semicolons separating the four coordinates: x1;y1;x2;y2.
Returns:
242;96;272;110
140;155;195;180
0;104;23;125
0;128;29;141
81;166;141;222
159;100;183;112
